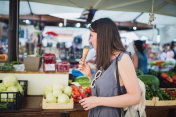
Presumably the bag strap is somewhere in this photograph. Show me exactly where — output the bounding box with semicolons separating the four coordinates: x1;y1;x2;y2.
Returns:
115;52;124;117
116;53;123;95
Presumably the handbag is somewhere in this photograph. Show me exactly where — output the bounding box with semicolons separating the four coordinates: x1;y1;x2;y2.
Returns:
115;52;144;117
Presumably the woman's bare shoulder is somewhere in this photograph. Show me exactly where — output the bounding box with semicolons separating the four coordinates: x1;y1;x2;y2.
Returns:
119;53;132;63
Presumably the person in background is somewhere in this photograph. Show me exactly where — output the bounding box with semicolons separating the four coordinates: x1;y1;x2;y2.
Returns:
134;40;148;74
78;18;141;117
85;44;96;67
170;41;176;59
126;42;138;69
166;45;174;59
159;45;167;61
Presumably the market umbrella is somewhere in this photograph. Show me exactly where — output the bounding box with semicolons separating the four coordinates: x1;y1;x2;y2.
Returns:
0;0;176;25
23;0;176;17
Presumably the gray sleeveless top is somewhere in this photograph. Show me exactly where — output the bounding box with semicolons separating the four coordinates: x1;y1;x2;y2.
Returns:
88;53;127;117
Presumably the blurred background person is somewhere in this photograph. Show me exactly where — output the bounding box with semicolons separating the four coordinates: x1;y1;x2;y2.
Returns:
166;45;174;59
159;45;167;61
126;42;138;69
170;41;176;59
134;40;148;74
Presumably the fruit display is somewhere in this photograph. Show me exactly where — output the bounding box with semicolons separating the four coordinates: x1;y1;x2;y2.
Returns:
44;83;72;104
138;75;160;88
70;85;91;103
160;72;176;87
149;59;175;68
154;60;165;67
165;88;176;99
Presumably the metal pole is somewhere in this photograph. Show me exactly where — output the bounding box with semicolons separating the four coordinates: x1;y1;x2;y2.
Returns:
8;0;19;62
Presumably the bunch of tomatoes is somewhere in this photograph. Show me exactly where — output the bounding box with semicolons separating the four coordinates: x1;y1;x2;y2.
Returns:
70;85;91;103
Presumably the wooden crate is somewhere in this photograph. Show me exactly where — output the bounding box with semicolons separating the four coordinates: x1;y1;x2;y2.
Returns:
146;97;156;106
155;97;176;106
42;97;74;109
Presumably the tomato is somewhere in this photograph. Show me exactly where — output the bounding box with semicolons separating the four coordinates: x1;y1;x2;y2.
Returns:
166;77;173;83
161;73;168;78
75;92;80;97
74;88;79;92
72;94;77;99
74;98;77;102
172;75;176;81
79;86;82;89
79;90;82;94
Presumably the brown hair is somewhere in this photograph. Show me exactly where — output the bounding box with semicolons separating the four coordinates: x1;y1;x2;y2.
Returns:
90;18;126;70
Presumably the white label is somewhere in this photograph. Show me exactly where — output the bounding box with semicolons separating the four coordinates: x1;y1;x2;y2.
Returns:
45;64;55;71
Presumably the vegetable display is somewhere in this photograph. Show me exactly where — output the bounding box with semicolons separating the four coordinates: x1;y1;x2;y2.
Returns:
44;84;72;104
70;85;91;103
138;75;160;88
74;76;90;87
145;84;174;100
0;75;23;95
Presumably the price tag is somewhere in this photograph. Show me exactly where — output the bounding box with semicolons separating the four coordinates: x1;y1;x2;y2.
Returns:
44;64;55;71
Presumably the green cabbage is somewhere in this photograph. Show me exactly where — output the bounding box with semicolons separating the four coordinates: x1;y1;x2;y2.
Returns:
0;83;7;92
7;86;18;92
58;94;70;103
63;86;72;97
44;86;53;96
53;84;64;91
46;93;57;103
3;75;18;87
53;89;62;97
16;83;23;93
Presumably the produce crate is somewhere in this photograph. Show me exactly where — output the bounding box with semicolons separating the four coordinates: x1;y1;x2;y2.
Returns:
42;97;73;109
24;56;41;72
0;92;22;110
57;61;70;72
43;53;56;72
0;80;28;110
155;97;176;106
0;80;28;97
18;80;28;97
146;98;156;106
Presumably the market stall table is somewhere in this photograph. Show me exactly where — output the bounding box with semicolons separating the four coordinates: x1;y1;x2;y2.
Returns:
1;96;175;117
0;96;86;117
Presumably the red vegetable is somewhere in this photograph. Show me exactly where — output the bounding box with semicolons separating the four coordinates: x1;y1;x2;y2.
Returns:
161;73;168;78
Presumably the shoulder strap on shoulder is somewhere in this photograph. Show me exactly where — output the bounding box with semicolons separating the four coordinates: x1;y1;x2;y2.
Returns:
116;51;132;61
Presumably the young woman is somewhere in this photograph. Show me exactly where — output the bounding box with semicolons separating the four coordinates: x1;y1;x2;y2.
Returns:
134;40;148;74
78;18;141;117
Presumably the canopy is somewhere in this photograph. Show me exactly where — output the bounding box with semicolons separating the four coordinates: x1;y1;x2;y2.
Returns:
25;0;176;17
0;1;176;25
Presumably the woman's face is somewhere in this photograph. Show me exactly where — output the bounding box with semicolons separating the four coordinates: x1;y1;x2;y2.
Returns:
89;31;97;50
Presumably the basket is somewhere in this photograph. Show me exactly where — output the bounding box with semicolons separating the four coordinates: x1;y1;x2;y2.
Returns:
42;97;73;109
57;61;70;72
18;80;28;97
24;56;41;72
0;80;28;110
0;92;22;110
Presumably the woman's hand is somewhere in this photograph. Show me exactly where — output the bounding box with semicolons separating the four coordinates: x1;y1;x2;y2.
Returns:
79;96;99;110
78;59;92;79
